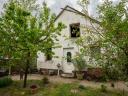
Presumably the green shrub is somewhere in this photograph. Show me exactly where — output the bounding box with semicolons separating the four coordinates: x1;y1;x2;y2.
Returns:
101;84;107;92
76;73;84;80
78;85;86;90
0;76;13;88
98;75;108;82
42;77;49;85
72;53;87;72
111;82;115;88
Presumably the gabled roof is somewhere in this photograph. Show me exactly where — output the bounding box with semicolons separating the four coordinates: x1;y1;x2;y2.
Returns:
55;5;100;24
55;5;69;21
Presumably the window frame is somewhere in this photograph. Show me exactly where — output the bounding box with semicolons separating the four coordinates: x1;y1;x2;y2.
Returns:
69;23;80;38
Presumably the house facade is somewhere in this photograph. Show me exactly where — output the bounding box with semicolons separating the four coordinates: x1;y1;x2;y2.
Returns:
37;5;100;74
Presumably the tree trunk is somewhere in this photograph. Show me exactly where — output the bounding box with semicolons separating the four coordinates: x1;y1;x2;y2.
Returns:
23;51;30;88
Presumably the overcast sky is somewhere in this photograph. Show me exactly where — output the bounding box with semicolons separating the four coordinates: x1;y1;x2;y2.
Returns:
0;0;119;17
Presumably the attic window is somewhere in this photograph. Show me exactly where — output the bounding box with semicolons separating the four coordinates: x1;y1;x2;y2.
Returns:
70;23;80;37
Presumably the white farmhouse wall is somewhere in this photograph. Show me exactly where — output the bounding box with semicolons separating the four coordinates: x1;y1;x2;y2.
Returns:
37;6;100;73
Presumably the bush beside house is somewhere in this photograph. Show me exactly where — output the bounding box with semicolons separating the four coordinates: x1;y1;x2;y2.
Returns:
0;76;13;88
72;53;87;80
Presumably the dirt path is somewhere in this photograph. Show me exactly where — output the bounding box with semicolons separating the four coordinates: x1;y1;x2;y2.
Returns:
11;74;128;91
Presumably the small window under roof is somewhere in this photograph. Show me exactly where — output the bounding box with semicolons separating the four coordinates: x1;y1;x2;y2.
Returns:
70;23;80;37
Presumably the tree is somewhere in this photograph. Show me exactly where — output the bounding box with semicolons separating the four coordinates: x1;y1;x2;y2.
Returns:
76;0;128;79
98;0;128;78
0;0;65;87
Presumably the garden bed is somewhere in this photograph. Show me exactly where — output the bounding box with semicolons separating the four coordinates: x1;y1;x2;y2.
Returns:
0;80;128;96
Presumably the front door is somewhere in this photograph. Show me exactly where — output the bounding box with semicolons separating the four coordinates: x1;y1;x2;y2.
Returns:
63;48;75;73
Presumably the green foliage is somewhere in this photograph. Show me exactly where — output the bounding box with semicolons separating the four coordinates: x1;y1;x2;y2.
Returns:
52;84;73;96
0;0;65;87
0;76;13;88
98;75;108;82
78;0;128;80
76;73;84;80
0;0;65;63
42;77;49;85
0;81;127;96
101;84;107;92
98;0;128;78
72;53;87;71
78;84;86;90
15;0;39;11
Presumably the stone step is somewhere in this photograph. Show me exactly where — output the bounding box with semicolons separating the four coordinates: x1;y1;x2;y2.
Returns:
61;73;74;78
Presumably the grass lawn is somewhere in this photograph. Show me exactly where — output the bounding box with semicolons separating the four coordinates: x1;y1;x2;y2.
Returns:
0;80;128;96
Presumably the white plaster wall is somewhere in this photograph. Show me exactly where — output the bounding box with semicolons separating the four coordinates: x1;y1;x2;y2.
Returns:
37;8;100;73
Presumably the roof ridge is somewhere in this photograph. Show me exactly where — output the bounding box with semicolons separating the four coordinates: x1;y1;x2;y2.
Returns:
55;5;81;21
55;5;69;21
55;5;100;24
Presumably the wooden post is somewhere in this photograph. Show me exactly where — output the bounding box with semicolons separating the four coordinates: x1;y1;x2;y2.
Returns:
57;63;61;76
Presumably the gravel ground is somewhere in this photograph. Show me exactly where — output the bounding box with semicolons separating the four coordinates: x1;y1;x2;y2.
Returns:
11;74;128;91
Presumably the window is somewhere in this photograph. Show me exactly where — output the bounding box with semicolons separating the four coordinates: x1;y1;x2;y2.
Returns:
67;52;72;62
90;46;101;59
45;48;52;61
70;23;80;37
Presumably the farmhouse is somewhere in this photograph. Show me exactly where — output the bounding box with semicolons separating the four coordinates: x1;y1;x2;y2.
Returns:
37;5;101;76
